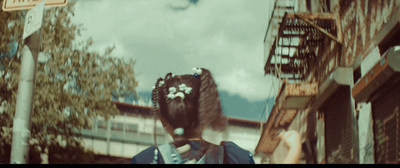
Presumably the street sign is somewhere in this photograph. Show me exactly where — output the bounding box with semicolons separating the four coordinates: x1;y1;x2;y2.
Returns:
22;0;44;39
7;0;69;165
2;0;68;11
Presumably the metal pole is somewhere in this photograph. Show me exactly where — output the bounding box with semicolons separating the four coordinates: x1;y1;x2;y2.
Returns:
106;119;111;155
10;30;40;164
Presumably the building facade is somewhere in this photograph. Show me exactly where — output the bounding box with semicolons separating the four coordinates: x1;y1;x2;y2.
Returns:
257;0;400;164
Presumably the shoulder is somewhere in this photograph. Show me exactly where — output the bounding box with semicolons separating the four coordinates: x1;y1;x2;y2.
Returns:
220;141;255;164
131;146;159;164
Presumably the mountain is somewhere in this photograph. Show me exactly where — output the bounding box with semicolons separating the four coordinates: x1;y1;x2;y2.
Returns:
218;91;275;122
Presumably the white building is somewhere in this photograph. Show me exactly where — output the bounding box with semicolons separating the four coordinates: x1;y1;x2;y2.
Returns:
80;102;264;164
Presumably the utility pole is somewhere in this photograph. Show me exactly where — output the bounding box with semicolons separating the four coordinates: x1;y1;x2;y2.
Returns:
10;1;45;164
2;0;68;164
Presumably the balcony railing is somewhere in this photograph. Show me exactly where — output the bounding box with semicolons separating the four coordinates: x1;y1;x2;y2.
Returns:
264;12;341;82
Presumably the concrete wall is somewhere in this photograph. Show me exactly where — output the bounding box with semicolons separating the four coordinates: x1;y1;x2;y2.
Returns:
335;0;400;164
304;0;400;163
82;138;150;159
356;102;375;164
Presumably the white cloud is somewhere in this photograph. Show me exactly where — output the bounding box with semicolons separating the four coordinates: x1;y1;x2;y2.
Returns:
217;69;281;102
72;0;276;102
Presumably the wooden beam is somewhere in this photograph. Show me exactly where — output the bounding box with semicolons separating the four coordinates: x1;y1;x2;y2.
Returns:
287;12;336;20
335;13;343;44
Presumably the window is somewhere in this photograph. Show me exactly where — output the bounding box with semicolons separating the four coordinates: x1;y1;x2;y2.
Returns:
325;0;331;12
97;120;107;129
378;22;400;55
306;0;312;12
111;122;124;131
353;66;361;84
126;124;139;133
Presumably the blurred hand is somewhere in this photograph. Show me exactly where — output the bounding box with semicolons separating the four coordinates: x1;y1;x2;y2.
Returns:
277;130;302;164
278;130;301;149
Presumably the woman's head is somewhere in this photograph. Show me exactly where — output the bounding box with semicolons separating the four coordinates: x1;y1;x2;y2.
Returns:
151;68;227;139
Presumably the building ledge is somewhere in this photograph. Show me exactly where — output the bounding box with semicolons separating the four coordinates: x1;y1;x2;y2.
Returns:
352;46;400;102
278;82;318;109
78;129;168;145
256;82;318;154
310;67;353;111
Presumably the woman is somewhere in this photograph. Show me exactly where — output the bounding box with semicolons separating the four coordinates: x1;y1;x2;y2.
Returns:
131;67;301;164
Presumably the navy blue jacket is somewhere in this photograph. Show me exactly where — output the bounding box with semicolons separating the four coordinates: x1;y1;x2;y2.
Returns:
131;141;255;164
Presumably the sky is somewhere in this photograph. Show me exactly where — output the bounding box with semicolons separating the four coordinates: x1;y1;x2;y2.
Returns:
70;0;281;121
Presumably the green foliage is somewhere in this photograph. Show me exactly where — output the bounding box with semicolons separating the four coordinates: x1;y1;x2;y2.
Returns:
0;141;95;164
47;139;96;164
0;1;138;163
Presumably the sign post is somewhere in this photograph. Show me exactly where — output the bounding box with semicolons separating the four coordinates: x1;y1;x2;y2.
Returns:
9;1;45;164
3;0;68;164
2;0;68;11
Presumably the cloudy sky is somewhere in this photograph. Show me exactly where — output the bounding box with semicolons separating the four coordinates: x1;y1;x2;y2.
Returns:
70;0;280;121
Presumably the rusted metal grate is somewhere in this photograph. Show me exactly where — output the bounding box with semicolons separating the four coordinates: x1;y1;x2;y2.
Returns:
371;74;400;164
264;12;339;81
321;88;358;164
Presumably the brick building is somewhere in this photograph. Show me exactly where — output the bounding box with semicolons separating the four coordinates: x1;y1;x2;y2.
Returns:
257;0;400;164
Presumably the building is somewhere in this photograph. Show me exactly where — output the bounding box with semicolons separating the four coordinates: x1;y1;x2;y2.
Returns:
80;102;170;162
80;101;264;164
257;0;400;164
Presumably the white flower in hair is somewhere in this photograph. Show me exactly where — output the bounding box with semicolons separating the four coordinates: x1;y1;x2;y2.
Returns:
167;93;175;99
169;87;177;93
159;81;165;87
185;87;192;94
192;67;202;75
168;84;192;100
179;84;187;91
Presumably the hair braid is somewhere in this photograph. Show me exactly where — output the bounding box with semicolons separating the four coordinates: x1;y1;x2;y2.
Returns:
160;72;192;147
152;78;164;147
152;78;164;116
164;72;173;80
197;68;227;131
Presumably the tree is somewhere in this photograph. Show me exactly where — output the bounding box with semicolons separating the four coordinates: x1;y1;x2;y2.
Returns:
0;1;138;163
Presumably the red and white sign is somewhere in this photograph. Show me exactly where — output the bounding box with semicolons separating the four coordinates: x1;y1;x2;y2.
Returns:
2;0;68;11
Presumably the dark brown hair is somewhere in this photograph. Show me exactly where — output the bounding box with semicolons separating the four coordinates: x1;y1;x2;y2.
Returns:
152;68;227;141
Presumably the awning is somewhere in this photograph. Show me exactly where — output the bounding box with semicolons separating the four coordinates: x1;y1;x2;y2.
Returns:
256;82;318;154
311;67;353;111
352;46;400;103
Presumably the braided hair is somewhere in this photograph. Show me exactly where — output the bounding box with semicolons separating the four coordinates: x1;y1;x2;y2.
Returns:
151;68;227;147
